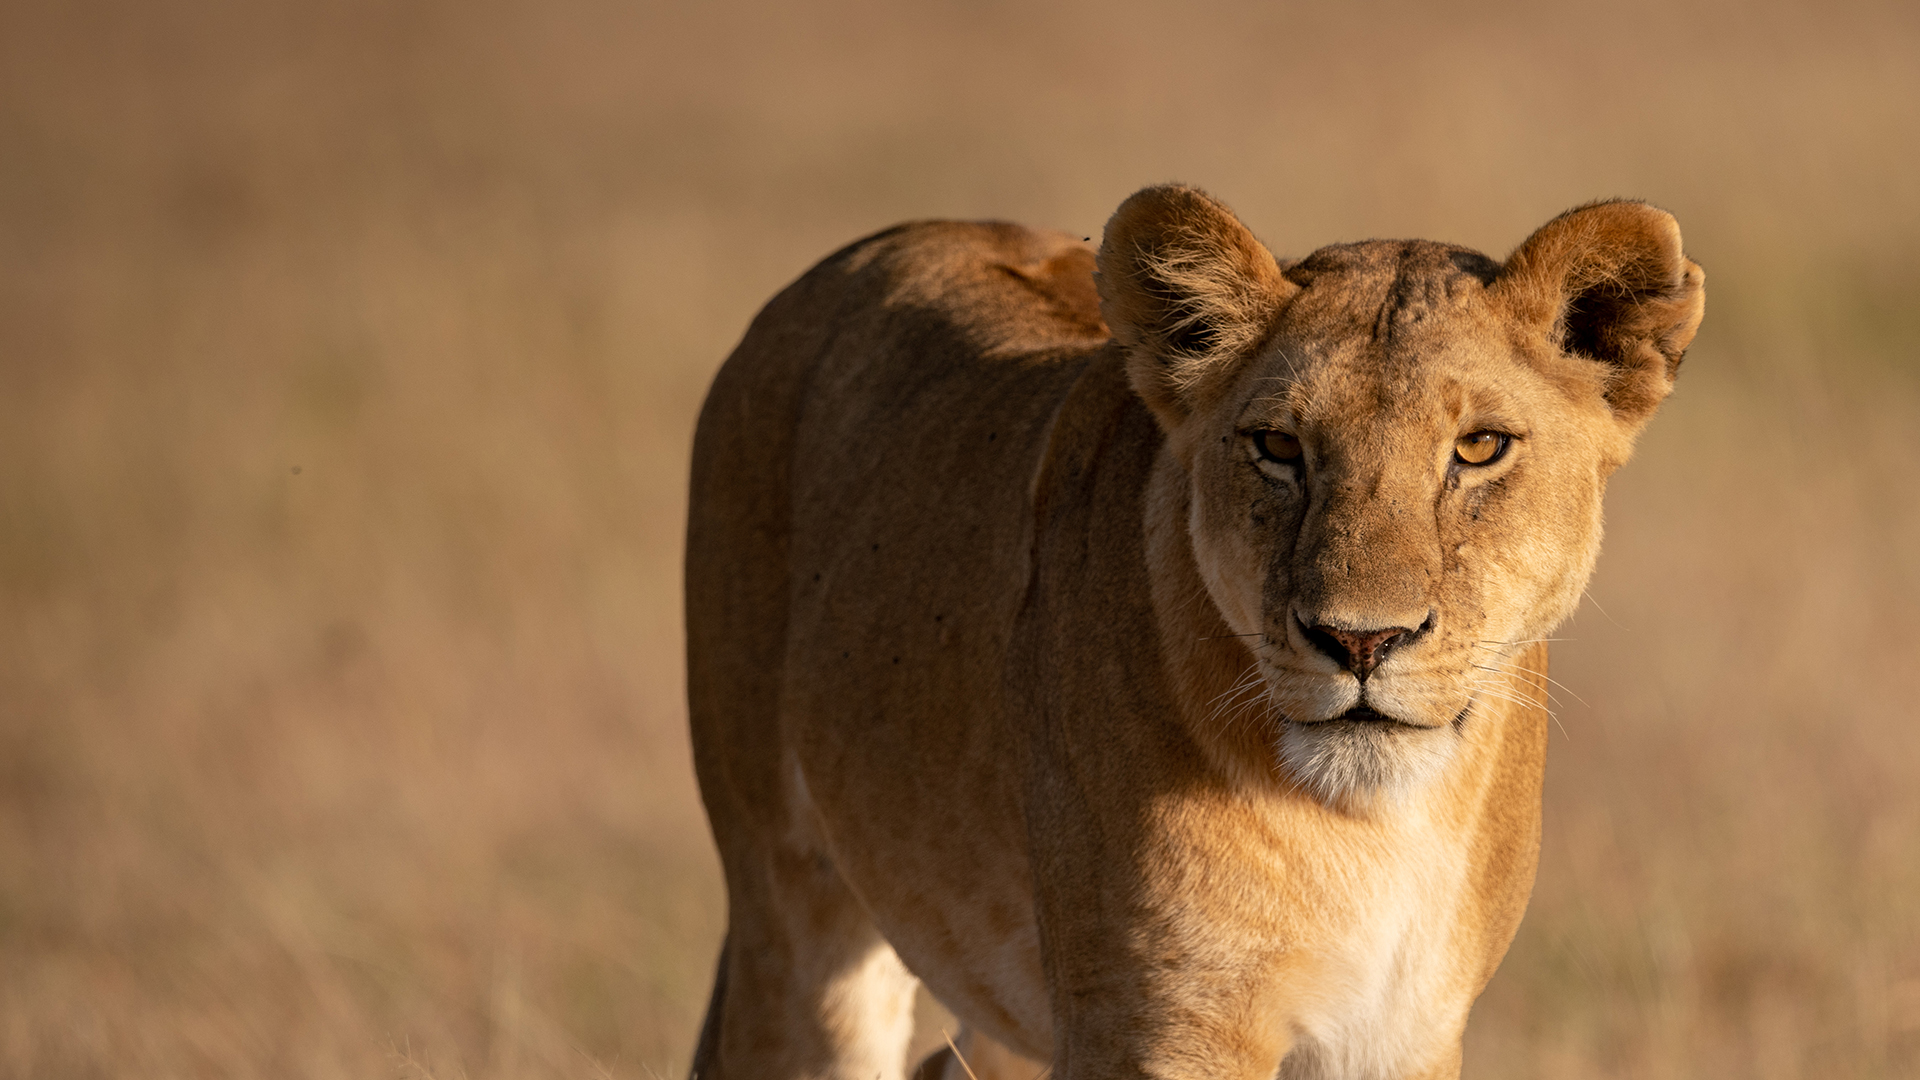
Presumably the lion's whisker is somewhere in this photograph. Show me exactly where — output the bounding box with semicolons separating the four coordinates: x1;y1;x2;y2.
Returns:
1202;666;1276;734
1466;677;1569;741
1581;586;1625;628
1470;661;1589;708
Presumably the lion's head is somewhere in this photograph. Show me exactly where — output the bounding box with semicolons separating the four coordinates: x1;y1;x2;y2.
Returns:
1097;186;1704;804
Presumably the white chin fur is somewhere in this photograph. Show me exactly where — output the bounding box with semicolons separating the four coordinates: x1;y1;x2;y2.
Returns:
1279;719;1459;807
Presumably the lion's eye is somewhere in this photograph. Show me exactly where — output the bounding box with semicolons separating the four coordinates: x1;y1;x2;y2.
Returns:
1453;431;1510;466
1253;430;1302;464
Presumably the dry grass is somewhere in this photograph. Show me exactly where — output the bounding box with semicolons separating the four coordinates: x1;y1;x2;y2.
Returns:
1;0;1917;1076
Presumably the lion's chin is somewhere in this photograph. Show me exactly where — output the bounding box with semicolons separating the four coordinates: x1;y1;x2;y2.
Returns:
1278;711;1459;809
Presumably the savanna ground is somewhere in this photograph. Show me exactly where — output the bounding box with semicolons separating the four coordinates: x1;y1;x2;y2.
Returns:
2;1;1918;1077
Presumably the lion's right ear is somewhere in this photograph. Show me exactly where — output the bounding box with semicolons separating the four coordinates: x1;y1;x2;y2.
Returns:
1097;185;1295;426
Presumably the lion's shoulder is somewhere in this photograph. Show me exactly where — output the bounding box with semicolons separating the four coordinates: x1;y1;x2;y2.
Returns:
793;220;1108;350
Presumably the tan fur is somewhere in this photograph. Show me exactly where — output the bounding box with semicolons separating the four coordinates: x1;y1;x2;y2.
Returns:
685;187;1703;1080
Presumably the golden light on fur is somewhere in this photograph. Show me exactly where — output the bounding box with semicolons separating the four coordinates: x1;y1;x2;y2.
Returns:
686;183;1701;1079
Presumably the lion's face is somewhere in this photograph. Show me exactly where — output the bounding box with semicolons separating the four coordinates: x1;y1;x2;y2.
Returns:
1183;242;1622;800
1099;189;1703;802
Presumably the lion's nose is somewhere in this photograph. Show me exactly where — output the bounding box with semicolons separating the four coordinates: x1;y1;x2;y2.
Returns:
1300;617;1427;680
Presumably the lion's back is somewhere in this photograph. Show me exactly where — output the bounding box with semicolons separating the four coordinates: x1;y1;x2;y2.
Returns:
686;218;1111;831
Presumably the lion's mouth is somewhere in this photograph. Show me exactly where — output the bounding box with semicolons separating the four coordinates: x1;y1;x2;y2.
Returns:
1256;659;1468;732
1330;704;1402;725
1312;703;1444;729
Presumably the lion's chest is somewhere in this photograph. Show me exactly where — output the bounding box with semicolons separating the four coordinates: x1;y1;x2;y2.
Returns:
1152;799;1482;1076
1229;806;1483;1080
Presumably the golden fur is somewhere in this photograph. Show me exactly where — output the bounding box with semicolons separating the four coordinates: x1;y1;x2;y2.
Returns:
684;185;1703;1080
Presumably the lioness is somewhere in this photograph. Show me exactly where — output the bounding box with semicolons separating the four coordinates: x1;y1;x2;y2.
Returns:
685;185;1703;1080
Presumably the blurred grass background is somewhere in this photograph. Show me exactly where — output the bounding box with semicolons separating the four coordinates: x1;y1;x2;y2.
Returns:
2;0;1917;1076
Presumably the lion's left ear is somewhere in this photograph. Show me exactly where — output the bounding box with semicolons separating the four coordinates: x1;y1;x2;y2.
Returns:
1493;200;1705;427
1097;185;1296;427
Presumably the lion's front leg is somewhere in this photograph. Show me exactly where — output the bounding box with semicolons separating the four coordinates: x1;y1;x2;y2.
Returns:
690;823;922;1080
1027;836;1294;1080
